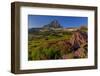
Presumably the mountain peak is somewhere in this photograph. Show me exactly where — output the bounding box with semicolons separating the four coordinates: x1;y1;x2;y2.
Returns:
43;20;63;28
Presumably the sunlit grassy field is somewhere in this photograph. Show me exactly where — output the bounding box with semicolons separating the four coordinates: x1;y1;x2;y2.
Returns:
28;27;88;60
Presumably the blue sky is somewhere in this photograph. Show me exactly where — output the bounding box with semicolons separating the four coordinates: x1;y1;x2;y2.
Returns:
28;15;88;28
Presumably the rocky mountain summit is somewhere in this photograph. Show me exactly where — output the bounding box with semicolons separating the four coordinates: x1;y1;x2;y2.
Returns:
43;20;63;28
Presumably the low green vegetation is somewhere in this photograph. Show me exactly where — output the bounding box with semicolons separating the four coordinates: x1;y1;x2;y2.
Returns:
28;27;88;60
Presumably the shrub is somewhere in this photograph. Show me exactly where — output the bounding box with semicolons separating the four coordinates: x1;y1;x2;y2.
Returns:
42;47;61;59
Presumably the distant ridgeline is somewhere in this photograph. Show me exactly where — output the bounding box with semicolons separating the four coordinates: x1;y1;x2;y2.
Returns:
28;20;87;33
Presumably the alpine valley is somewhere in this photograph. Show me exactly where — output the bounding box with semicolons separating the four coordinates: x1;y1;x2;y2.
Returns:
28;20;88;60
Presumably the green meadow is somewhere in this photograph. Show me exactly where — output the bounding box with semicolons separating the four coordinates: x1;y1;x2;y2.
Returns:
28;27;88;60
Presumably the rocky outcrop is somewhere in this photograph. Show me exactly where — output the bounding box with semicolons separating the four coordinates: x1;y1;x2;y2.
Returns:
74;48;86;58
70;30;87;51
68;30;88;58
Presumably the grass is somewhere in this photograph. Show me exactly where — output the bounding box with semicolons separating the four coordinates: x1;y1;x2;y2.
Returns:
28;28;87;60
